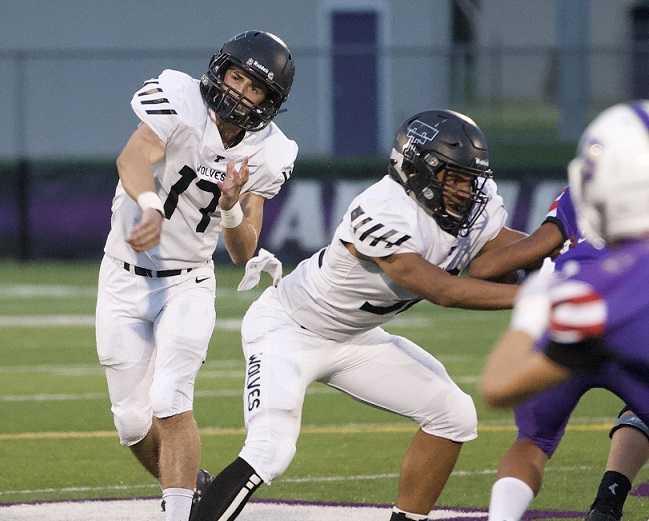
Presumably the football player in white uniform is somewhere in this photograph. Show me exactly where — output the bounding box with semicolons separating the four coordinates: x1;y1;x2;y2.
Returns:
193;110;521;521
95;31;297;521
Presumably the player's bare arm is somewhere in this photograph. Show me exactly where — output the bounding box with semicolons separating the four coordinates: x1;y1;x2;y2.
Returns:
480;330;570;407
368;249;518;309
116;123;166;252
219;159;264;264
468;222;564;280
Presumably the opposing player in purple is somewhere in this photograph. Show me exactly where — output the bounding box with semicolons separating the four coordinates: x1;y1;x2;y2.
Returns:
480;101;649;520
471;186;649;521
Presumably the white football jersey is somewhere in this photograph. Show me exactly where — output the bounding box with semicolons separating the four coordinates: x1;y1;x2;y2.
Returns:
105;69;298;270
277;175;507;341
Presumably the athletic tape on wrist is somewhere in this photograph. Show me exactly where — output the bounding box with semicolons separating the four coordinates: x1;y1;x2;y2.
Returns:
137;191;164;214
221;201;244;228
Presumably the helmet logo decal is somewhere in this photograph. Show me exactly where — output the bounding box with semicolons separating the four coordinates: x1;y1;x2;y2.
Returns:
246;57;274;80
406;120;439;146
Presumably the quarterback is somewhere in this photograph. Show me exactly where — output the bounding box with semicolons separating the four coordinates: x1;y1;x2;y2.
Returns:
481;101;649;521
193;110;520;521
95;31;296;521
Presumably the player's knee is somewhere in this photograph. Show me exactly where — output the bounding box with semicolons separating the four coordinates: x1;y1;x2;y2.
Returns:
239;410;298;483
610;409;649;442
240;434;296;483
422;390;477;442
113;406;151;446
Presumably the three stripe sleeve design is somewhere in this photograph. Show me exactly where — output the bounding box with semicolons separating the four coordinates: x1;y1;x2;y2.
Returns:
350;206;410;249
137;79;177;115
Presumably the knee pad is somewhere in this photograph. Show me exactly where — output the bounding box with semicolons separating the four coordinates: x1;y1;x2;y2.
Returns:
609;408;649;442
421;389;477;443
113;405;152;446
239;410;298;483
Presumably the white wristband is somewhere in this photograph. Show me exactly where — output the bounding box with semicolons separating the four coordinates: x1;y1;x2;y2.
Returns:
220;201;244;228
137;191;164;214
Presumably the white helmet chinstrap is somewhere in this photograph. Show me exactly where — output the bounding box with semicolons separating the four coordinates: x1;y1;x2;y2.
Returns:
568;101;649;248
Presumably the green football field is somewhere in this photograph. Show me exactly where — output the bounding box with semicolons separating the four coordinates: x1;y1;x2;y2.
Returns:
0;260;647;519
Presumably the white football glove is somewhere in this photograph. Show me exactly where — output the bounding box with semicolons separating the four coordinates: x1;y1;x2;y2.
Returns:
509;269;555;340
237;248;283;291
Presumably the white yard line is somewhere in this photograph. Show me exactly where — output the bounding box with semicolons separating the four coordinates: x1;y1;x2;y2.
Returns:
0;285;258;300
0;387;335;403
0;465;594;497
0;315;432;329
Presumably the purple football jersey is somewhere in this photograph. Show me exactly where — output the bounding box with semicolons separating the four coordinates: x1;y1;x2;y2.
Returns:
538;240;649;422
543;187;604;268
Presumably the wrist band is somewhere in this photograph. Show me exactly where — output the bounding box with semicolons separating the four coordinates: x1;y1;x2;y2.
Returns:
137;191;164;214
220;201;244;228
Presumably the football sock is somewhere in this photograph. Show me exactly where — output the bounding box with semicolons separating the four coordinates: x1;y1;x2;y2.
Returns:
162;487;194;521
590;470;631;518
193;457;262;521
390;506;430;520
488;477;534;521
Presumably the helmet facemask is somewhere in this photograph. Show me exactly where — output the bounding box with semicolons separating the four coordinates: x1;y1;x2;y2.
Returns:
200;56;282;131
392;145;492;237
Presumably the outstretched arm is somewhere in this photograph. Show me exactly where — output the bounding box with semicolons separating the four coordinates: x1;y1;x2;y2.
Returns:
372;251;518;310
468;222;564;280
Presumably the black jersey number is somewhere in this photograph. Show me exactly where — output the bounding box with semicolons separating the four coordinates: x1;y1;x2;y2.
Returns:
359;299;420;315
163;166;221;233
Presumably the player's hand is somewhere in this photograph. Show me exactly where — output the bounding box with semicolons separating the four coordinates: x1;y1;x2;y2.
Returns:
127;208;163;252
218;159;249;210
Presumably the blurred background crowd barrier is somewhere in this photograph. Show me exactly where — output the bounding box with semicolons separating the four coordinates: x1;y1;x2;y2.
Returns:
2;0;649;261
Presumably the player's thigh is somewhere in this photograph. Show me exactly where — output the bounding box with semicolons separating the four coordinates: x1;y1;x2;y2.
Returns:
96;255;153;368
325;332;477;442
152;282;216;417
96;256;156;410
514;376;590;457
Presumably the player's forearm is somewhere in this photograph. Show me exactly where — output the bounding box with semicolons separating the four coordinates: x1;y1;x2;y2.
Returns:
427;275;518;309
116;145;160;206
468;245;538;280
223;222;258;265
481;330;570;407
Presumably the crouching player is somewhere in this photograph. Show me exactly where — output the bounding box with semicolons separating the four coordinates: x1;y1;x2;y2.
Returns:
192;110;523;521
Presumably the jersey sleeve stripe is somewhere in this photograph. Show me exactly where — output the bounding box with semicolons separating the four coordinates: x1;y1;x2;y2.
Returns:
138;88;163;96
143;79;159;86
369;229;397;246
140;98;170;105
359;223;384;241
145;109;178;115
390;234;411;247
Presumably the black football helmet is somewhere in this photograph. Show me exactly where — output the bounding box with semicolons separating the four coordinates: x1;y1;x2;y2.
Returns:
200;31;295;131
388;110;493;236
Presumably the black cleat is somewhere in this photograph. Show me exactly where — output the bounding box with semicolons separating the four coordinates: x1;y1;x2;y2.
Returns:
189;468;213;520
584;508;622;521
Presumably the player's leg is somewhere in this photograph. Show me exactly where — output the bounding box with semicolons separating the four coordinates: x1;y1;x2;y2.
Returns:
152;272;216;521
488;377;589;521
96;256;158;473
193;287;320;521
324;331;476;520
585;407;649;521
582;368;649;520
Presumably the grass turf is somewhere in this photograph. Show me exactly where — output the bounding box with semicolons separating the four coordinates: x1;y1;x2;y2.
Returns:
0;260;647;519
